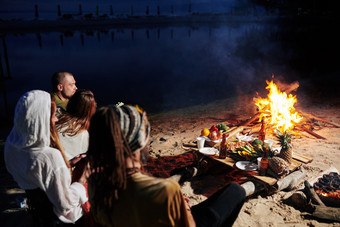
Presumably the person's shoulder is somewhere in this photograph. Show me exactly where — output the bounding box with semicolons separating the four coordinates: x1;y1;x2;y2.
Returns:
33;147;66;167
159;177;182;193
51;92;59;98
134;173;181;194
150;177;183;202
75;129;89;138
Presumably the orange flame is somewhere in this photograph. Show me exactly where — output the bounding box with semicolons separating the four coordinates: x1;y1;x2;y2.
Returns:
253;80;303;132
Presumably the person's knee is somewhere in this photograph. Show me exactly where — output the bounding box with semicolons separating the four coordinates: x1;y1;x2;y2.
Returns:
228;182;246;201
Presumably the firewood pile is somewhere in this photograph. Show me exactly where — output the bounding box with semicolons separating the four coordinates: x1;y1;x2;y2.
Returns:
239;110;340;140
241;167;340;222
288;167;340;222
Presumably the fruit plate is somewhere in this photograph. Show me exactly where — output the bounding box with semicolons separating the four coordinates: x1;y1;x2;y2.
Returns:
235;161;258;171
199;147;219;156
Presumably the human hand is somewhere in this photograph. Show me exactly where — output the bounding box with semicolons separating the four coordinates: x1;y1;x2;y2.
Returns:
183;196;196;227
78;162;91;185
184;197;191;210
69;153;87;167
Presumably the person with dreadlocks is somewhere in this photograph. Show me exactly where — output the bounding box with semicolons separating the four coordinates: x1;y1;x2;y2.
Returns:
87;104;246;227
56;89;97;161
4;90;90;226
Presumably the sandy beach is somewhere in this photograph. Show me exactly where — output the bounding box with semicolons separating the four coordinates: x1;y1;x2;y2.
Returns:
1;91;340;226
1;2;339;225
148;94;340;227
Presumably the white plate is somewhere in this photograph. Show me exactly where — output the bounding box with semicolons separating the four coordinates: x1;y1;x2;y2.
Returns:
235;161;258;171
199;147;219;156
236;133;255;142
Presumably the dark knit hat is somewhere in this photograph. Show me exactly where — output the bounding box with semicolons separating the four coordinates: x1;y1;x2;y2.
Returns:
109;104;150;153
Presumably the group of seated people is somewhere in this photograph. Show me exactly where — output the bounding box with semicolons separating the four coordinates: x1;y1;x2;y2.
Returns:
4;71;246;227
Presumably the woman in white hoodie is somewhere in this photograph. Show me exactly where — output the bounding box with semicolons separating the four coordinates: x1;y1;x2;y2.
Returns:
4;90;89;226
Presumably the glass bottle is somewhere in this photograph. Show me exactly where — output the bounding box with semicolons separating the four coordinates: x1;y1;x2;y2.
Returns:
259;118;266;142
259;147;269;176
219;134;228;159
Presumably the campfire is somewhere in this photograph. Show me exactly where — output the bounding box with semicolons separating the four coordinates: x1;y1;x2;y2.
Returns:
184;77;340;223
242;79;340;139
253;80;303;133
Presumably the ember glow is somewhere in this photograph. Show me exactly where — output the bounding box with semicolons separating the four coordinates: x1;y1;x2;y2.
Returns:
314;172;340;202
253;80;303;132
316;190;329;197
316;189;340;201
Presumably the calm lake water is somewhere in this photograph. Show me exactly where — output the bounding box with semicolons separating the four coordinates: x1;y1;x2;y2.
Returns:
1;16;339;137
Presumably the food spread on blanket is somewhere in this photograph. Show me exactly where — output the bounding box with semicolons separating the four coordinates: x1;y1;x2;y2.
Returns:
200;124;272;160
227;139;274;162
199;124;296;177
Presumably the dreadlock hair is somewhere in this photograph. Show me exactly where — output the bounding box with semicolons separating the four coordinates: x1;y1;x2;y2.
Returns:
56;89;96;136
50;95;71;169
87;106;135;207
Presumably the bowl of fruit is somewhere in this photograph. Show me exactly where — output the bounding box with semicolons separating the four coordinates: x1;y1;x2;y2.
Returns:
201;124;228;146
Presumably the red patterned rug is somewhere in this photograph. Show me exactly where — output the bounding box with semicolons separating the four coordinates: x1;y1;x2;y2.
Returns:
144;151;198;178
144;151;256;197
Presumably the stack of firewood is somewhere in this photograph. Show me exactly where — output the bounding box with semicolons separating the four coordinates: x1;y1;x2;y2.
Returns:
288;167;340;222
238;110;339;140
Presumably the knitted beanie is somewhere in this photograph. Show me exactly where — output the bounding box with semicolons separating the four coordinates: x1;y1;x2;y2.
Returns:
109;105;150;153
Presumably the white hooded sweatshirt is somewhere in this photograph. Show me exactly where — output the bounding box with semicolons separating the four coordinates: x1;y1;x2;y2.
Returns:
4;90;87;224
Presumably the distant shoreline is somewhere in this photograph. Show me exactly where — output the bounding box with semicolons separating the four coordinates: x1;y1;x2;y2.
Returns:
1;13;336;34
0;14;283;34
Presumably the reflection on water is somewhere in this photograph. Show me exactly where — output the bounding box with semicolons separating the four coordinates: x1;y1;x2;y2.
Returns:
0;23;274;116
0;19;339;130
0;1;268;21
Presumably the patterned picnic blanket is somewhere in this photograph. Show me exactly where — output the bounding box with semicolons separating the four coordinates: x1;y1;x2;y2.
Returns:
143;151;257;197
144;151;198;178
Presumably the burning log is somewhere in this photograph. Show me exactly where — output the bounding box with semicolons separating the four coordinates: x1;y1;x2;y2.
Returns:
296;125;327;140
226;126;248;141
240;111;328;140
278;80;300;94
299;111;340;128
241;112;261;127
